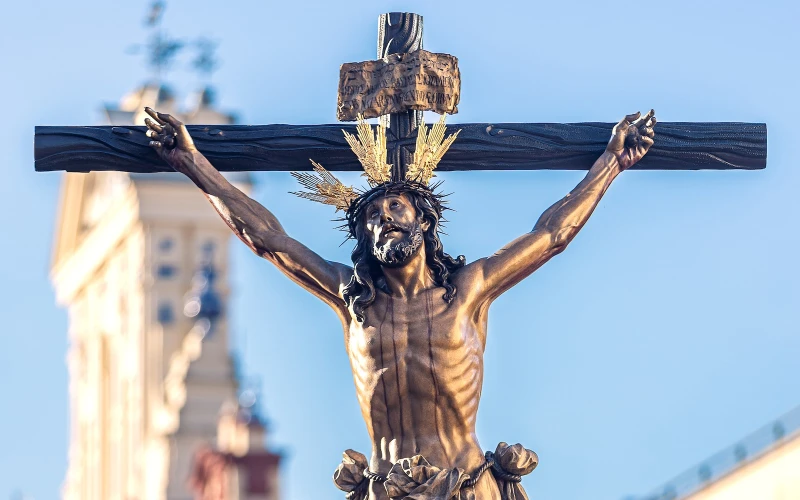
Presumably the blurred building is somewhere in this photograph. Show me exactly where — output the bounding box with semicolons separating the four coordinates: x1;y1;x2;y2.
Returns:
51;83;282;500
632;404;800;500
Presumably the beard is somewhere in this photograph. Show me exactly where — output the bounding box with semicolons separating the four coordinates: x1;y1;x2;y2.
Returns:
371;221;424;268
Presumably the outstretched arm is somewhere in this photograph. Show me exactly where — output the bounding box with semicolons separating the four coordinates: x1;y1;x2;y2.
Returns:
144;108;352;309
471;110;656;304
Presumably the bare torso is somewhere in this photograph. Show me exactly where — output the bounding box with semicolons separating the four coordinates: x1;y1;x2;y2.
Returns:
342;272;501;500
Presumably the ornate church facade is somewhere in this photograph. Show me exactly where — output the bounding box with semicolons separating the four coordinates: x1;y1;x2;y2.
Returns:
51;83;281;500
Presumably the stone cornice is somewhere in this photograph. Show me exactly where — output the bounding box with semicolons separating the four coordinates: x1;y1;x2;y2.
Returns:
50;185;140;305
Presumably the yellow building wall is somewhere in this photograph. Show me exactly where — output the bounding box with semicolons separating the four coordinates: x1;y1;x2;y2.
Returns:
686;433;800;500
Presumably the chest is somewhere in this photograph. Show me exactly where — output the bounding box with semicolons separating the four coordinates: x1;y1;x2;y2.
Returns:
346;290;478;361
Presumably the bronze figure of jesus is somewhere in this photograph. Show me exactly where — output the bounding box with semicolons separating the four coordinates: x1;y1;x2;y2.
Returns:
144;106;656;500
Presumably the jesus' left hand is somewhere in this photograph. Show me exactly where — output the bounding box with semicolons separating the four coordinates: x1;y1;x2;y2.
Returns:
606;109;657;170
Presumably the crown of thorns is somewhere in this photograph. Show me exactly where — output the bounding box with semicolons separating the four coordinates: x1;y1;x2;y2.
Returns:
291;114;460;238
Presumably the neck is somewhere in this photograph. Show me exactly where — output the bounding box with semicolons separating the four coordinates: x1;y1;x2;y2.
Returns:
380;248;434;298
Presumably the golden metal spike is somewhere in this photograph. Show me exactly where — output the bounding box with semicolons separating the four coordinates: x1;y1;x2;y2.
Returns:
342;114;391;186
406;114;461;185
290;160;357;212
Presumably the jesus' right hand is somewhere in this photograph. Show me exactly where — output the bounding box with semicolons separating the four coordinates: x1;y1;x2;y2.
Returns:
144;107;197;173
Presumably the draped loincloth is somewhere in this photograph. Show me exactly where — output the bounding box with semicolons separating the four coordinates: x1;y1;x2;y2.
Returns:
333;442;538;500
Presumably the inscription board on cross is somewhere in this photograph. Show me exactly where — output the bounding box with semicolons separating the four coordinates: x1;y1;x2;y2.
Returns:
34;12;766;175
337;50;461;122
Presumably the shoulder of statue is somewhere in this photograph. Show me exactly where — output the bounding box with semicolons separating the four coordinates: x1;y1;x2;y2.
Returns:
448;260;483;291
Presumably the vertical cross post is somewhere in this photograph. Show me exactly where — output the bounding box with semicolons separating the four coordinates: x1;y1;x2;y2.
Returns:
378;12;424;180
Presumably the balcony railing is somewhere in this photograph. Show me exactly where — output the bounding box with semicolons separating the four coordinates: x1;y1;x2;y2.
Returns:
631;403;800;500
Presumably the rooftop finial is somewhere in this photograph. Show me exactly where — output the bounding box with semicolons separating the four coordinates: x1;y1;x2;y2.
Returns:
128;1;185;83
192;36;220;85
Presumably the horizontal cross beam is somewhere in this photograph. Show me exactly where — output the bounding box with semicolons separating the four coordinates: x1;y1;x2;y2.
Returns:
34;122;766;173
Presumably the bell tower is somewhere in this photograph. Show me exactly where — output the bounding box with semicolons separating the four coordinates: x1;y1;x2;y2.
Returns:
52;82;280;499
53;4;281;497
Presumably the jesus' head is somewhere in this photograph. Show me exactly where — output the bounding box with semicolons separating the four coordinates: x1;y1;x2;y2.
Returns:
342;182;466;321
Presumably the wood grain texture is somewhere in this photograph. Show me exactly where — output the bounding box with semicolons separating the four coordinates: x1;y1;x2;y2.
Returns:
379;12;425;180
337;51;460;121
378;12;423;58
34;122;767;173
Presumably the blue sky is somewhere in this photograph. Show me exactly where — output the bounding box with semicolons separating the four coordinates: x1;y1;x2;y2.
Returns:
1;0;798;499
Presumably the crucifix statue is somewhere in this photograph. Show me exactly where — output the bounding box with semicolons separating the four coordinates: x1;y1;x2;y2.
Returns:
35;12;766;500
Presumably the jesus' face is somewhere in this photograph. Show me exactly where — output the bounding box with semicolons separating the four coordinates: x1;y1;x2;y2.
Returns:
363;193;426;268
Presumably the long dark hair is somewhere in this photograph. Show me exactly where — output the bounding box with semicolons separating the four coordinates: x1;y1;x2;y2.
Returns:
342;185;465;322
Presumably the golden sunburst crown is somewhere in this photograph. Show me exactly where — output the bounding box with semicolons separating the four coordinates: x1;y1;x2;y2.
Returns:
291;114;460;213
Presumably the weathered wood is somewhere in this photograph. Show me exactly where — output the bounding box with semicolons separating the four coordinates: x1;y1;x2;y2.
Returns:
337;50;460;121
34;122;767;173
379;12;424;180
32;11;769;177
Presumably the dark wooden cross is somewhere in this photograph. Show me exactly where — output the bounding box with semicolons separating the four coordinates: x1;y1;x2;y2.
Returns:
34;13;766;175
